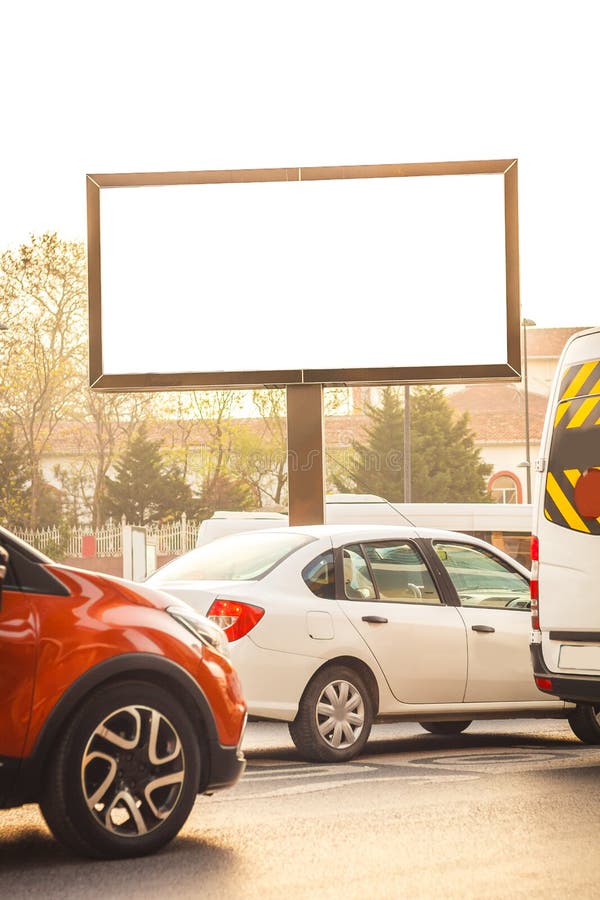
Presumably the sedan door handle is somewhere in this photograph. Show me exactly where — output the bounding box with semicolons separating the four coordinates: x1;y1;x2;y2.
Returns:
362;615;388;624
471;624;495;633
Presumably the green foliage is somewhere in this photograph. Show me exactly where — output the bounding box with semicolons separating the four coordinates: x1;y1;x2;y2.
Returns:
40;533;68;563
0;420;30;528
332;386;492;502
197;472;256;521
0;423;65;529
104;424;194;525
34;480;65;528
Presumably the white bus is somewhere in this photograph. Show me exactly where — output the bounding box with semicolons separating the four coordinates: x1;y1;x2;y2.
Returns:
197;494;533;566
530;327;600;711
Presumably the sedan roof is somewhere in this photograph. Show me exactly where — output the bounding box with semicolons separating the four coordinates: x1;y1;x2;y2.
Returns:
236;522;467;544
230;523;530;575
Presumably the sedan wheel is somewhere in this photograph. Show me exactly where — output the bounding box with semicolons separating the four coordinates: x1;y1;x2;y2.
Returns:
419;721;472;735
567;704;600;744
289;665;373;762
40;681;201;859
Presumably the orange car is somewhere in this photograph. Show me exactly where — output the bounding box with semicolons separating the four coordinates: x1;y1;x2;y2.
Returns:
0;526;246;859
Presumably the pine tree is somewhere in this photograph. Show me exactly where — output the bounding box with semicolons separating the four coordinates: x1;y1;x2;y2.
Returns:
197;472;256;521
105;424;193;524
333;387;405;498
332;386;492;502
409;387;492;501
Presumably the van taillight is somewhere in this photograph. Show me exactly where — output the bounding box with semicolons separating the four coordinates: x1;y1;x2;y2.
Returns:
530;534;539;563
530;534;539;630
207;599;264;642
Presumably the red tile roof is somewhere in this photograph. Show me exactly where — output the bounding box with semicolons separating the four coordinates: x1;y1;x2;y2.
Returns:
526;326;594;357
447;384;547;443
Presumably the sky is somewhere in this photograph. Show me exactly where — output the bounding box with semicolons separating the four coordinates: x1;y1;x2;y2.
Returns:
1;0;599;331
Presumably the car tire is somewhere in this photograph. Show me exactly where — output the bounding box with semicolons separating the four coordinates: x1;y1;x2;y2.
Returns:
567;704;600;744
419;721;472;735
288;665;373;763
39;680;202;859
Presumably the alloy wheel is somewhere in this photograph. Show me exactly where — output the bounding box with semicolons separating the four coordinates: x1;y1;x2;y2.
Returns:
81;704;185;837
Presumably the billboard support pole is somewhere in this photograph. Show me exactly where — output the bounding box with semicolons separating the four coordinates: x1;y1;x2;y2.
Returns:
286;384;325;526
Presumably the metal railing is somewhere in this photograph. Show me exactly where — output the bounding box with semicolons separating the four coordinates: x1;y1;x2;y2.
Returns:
13;514;200;558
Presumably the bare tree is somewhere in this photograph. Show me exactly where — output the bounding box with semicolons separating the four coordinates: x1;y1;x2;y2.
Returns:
61;391;157;527
188;389;245;492
239;388;288;507
230;387;351;508
0;234;87;527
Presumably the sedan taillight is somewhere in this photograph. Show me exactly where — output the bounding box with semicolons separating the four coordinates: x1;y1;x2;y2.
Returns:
207;599;264;642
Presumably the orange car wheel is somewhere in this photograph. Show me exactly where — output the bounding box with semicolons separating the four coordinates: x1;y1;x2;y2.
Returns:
39;680;202;859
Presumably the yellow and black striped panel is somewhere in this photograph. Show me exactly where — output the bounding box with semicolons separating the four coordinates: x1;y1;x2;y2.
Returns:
544;360;600;534
557;359;600;406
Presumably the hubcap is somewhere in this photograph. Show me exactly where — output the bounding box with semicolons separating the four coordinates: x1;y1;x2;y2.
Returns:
315;679;365;749
81;705;185;837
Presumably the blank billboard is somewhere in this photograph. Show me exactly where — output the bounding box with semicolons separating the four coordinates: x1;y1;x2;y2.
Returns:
87;159;520;390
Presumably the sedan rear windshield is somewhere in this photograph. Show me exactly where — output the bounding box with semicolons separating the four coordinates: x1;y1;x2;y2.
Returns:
149;531;315;582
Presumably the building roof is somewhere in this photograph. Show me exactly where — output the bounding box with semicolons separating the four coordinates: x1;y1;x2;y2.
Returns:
446;383;548;443
526;326;594;357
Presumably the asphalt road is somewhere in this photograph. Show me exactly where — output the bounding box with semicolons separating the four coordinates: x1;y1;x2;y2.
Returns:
2;719;600;900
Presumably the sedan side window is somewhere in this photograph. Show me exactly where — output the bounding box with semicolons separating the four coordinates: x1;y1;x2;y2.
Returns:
302;551;336;599
343;546;377;600
343;542;444;604
433;541;530;610
364;541;441;604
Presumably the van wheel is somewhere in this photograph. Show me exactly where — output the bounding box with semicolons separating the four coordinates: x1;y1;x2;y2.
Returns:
420;721;472;735
39;681;201;859
288;666;373;762
567;704;600;744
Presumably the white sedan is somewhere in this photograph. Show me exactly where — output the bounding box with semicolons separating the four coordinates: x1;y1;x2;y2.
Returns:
147;524;599;761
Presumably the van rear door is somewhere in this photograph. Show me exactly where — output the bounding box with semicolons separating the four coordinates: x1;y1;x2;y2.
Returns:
535;329;600;683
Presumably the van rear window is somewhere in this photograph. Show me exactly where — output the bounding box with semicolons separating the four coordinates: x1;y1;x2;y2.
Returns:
544;359;600;534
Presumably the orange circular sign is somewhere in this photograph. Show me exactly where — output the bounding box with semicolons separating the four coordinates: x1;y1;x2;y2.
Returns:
574;468;600;519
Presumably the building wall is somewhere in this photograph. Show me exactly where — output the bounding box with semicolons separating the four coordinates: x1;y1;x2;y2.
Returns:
477;440;542;503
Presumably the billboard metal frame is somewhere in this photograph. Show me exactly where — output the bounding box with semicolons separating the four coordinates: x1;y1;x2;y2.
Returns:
86;158;520;392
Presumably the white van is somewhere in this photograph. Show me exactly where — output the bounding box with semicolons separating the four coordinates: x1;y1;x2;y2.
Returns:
196;495;532;562
195;510;288;546
194;497;401;546
530;326;600;712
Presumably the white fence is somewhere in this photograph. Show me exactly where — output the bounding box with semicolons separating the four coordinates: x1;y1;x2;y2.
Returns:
14;514;200;558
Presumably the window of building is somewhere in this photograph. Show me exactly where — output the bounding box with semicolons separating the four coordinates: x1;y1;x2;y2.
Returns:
488;473;520;504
